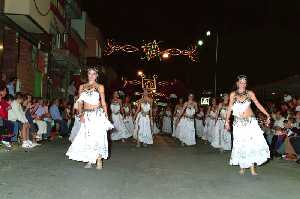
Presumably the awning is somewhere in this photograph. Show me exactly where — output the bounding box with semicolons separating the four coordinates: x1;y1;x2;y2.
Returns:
0;13;50;49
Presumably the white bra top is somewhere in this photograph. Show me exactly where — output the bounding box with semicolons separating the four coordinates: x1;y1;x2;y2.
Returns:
232;100;251;117
185;107;196;117
78;90;100;105
110;103;121;114
141;102;151;113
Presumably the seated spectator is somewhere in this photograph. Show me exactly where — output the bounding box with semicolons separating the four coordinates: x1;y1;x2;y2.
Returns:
273;111;286;128
31;98;48;141
42;99;53;139
8;93;34;149
294;110;300;129
0;85;13;147
49;99;69;139
23;94;40;146
6;77;17;97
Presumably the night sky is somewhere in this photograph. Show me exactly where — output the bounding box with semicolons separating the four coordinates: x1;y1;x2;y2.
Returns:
81;0;300;93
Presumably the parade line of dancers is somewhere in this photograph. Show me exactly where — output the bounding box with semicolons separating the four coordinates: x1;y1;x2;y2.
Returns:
66;68;271;176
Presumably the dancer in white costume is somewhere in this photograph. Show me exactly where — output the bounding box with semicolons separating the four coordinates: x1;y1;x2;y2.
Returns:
176;94;198;146
66;68;113;170
162;106;172;135
134;90;153;147
173;98;184;138
225;75;270;176
195;106;205;139
152;105;161;135
204;99;218;143
110;92;131;142
123;96;134;137
211;94;232;151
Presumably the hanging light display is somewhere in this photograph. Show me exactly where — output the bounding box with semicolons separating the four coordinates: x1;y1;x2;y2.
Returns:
104;39;201;62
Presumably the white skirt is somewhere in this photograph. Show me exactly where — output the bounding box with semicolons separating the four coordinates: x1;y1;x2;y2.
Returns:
134;113;153;144
230;117;270;168
195;119;205;138
111;113;132;140
66;108;113;163
69;116;81;143
177;117;196;146
205;118;215;143
211;119;232;150
124;115;134;136
162;116;172;134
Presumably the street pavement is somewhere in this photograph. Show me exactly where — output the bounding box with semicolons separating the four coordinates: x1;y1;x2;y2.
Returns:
1;135;299;199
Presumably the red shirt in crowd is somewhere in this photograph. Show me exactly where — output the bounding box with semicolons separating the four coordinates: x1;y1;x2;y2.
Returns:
0;99;10;120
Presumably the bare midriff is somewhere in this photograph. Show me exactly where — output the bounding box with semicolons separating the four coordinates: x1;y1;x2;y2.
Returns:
238;107;254;118
83;102;100;110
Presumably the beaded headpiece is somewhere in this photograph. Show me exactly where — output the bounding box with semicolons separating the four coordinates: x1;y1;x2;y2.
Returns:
237;75;247;81
87;67;99;74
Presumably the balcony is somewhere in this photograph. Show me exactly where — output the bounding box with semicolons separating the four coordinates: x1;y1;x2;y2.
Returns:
52;32;80;68
2;0;51;34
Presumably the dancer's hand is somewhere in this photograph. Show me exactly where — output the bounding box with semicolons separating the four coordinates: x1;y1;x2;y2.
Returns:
225;121;230;131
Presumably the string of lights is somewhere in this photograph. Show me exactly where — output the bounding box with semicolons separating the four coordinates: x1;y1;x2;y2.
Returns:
104;39;200;62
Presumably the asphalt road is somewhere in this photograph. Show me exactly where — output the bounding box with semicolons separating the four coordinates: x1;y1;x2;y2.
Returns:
1;136;299;199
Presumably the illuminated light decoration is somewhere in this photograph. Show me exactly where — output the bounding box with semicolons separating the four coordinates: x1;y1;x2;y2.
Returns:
123;74;172;98
141;40;161;61
206;31;211;36
104;39;200;62
104;39;139;56
161;45;199;62
162;52;169;59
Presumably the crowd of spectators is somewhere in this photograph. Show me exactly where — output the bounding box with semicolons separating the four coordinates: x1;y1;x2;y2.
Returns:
258;94;300;164
0;75;72;150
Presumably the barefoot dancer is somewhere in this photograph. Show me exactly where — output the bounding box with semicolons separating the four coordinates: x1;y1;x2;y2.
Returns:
66;67;113;170
225;75;270;175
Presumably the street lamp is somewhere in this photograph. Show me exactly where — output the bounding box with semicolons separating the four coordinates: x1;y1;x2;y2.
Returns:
197;40;204;46
206;31;211;36
137;70;144;77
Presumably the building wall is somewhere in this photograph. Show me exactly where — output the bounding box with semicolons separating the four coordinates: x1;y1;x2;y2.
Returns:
4;0;51;33
85;16;101;58
2;29;17;78
17;37;34;94
71;12;86;41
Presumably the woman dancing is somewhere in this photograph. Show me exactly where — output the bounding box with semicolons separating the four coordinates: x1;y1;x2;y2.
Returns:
66;67;113;170
173;98;184;138
123;96;135;136
204;98;218;143
225;75;270;175
110;92;131;142
176;94;198;146
162;105;172;135
211;94;232;151
195;106;205;139
134;89;153;147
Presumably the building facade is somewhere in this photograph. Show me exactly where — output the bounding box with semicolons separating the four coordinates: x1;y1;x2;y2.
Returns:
0;0;107;99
